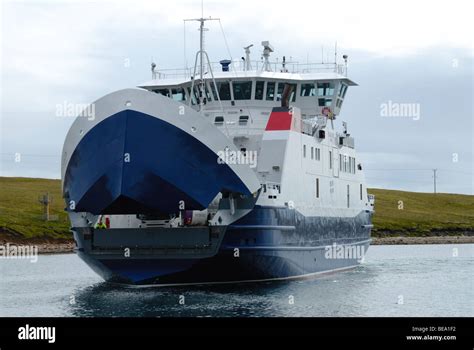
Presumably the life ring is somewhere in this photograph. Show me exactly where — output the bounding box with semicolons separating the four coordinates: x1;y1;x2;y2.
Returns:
322;107;332;117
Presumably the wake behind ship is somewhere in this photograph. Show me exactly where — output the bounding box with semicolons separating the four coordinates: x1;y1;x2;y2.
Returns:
61;17;375;285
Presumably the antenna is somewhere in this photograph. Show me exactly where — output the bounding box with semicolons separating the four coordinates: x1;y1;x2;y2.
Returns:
184;15;220;111
243;44;253;71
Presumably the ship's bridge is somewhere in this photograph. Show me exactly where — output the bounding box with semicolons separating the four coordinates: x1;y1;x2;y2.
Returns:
138;60;357;118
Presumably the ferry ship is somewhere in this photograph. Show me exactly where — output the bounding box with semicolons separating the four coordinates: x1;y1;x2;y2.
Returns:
61;17;375;285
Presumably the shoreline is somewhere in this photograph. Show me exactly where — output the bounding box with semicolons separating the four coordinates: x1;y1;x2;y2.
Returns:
371;235;474;245
1;235;474;254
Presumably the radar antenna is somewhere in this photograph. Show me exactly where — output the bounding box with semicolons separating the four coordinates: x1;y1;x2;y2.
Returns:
243;44;253;71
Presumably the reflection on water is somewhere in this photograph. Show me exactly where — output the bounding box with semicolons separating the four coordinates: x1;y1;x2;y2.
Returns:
1;244;473;317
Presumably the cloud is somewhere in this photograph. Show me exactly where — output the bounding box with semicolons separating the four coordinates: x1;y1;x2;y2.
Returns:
1;0;472;194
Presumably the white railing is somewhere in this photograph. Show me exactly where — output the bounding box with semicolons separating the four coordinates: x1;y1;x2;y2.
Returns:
153;61;347;80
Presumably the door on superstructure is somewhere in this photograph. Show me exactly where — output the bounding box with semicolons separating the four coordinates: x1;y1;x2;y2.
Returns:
333;149;339;177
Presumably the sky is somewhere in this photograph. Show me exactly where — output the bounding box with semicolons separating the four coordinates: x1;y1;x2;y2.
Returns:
0;0;473;194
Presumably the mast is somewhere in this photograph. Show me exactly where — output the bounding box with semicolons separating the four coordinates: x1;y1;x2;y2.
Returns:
184;16;219;111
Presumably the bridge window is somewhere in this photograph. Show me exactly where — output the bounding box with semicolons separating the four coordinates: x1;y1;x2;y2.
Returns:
186;87;198;105
301;83;316;97
154;88;170;97
317;82;334;96
276;83;285;101
336;99;343;108
303;144;306;158
216;81;231;100
315;148;321;161
275;83;297;102
214;116;224;125
338;83;348;98
171;88;186;102
289;84;297;102
233;81;252;100
239;115;249;125
329;150;333;169
311;147;314;159
341;85;348;98
315;178;320;198
318;98;332;107
266;82;276;101
255;81;265;100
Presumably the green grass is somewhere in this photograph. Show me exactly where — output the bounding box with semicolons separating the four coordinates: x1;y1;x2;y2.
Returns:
0;177;473;240
0;177;70;239
369;188;474;235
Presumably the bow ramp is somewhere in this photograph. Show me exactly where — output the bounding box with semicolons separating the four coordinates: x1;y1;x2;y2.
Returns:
61;88;260;215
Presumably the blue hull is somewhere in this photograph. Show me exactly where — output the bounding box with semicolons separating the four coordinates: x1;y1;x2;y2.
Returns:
74;207;372;285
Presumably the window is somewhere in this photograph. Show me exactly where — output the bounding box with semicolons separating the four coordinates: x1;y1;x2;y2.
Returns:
338;84;348;98
255;81;265;100
339;155;343;171
347;185;350;208
360;184;363;200
341;85;348;98
277;83;297;102
317;82;335;96
276;83;285;101
352;157;356;173
170;88;186;102
266;82;276;101
155;88;170;97
214;116;224;125
288;84;297;102
186;87;198;105
315;148;321;161
329;151;333;169
233;81;252;100
216;81;231;100
311;147;314;160
239;115;249;125
316;178;320;198
204;83;212;101
338;83;347;97
303;144;306;158
300;83;316;97
318;98;332;107
336;99;343;108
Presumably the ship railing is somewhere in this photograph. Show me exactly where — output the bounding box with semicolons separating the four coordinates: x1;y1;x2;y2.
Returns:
154;61;347;80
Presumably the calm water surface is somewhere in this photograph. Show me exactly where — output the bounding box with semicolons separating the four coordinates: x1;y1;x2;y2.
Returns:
1;244;473;317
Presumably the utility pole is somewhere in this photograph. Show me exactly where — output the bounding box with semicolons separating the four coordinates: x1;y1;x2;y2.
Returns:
432;169;437;194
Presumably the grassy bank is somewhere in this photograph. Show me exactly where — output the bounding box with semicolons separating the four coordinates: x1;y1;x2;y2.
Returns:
368;188;474;236
0;177;473;241
0;177;70;239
